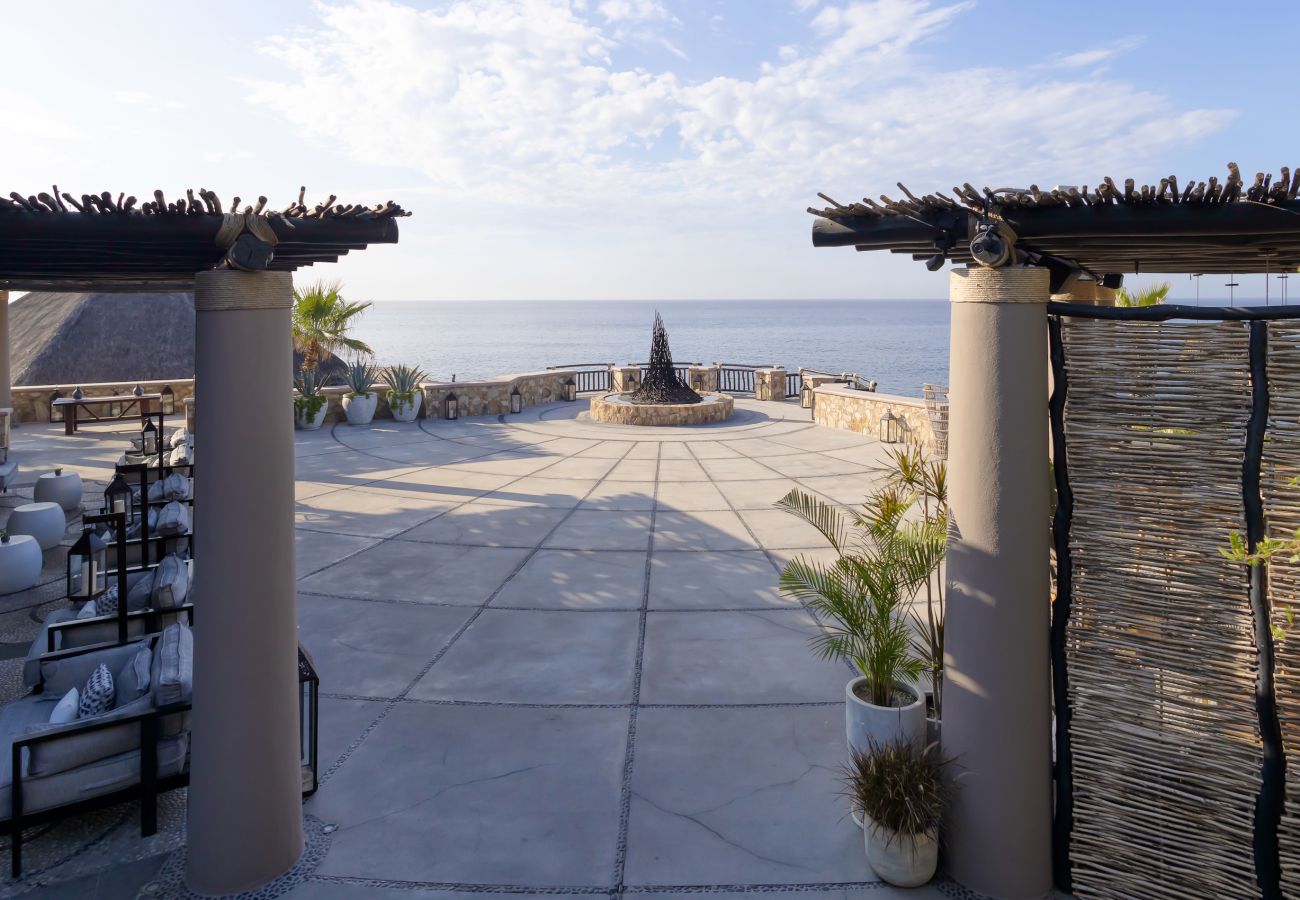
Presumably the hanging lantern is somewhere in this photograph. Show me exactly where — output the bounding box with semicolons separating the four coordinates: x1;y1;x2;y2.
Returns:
800;381;814;409
141;418;159;457
298;645;320;796
564;377;577;402
104;472;134;520
444;392;459;420
879;410;902;444
160;385;175;415
510;385;522;414
67;527;109;602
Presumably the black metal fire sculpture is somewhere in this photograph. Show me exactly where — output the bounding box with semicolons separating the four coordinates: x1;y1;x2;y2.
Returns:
630;312;701;405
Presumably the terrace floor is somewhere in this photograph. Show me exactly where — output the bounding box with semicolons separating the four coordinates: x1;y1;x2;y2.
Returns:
0;398;956;899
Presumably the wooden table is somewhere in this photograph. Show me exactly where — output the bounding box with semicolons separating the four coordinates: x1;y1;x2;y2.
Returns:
53;393;160;435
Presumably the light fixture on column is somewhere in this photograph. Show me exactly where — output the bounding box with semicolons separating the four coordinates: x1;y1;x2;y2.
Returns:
444;392;459;420
103;472;134;520
510;385;522;414
67;527;109;603
141;417;159;457
801;381;814;409
160;385;175;415
564;377;577;402
879;410;901;444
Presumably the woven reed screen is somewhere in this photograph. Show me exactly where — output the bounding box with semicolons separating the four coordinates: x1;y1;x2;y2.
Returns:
1054;315;1287;899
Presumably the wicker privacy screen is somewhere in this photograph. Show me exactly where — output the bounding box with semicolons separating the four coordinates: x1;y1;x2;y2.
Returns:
1050;304;1300;900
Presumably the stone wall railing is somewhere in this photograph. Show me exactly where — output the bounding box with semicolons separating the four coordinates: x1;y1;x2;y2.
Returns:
422;370;576;420
811;384;936;451
11;379;195;424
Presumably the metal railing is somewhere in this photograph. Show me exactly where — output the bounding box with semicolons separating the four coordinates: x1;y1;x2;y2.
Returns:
547;364;612;393
785;372;802;399
634;363;696;385
798;367;877;392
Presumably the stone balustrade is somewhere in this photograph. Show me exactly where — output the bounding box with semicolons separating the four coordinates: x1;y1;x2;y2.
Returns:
812;384;936;451
422;370;576;420
611;366;641;393
10;379;194;423
753;367;787;401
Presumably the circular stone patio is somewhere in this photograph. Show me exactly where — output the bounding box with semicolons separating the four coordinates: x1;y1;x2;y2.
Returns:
0;398;962;899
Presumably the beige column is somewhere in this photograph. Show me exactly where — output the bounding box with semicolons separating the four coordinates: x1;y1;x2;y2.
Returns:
942;267;1052;899
0;291;10;411
187;270;303;894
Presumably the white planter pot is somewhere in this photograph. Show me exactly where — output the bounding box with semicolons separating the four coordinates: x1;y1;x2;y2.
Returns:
845;677;926;754
343;392;378;425
389;394;421;422
865;820;938;888
295;401;330;431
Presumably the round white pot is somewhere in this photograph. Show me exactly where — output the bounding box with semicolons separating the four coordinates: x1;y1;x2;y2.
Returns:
845;677;926;754
389;393;421;422
865;820;938;888
295;401;330;431
343;392;378;425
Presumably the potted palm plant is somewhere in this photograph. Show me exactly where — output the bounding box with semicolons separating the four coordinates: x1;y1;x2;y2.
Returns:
294;370;332;430
777;467;943;756
342;359;381;426
382;364;426;422
292;280;373;375
842;739;949;887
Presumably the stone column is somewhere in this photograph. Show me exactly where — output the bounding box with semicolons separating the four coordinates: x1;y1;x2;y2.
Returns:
187;270;303;894
687;365;719;393
754;366;786;401
942;266;1052;899
0;290;11;412
612;365;641;393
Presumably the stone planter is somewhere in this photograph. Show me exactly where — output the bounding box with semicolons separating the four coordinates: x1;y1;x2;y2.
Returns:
865;820;938;887
295;401;330;431
343;392;378;426
845;677;926;753
589;392;733;426
0;535;42;594
389;393;421;422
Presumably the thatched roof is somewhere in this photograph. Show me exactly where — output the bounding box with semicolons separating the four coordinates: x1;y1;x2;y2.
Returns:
12;292;195;385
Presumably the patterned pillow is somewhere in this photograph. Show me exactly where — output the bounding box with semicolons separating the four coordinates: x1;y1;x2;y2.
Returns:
78;663;115;718
94;583;120;618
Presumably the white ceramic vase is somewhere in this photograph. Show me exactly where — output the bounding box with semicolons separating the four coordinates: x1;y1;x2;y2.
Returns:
845;676;926;754
343;392;378;425
864;820;938;888
389;393;421;422
295;401;330;431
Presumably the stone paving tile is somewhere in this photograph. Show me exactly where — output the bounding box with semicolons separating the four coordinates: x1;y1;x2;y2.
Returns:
297;530;383;578
409;608;641;704
317;697;387;771
654;480;728;512
310;704;628;887
652;511;758;551
647;550;790;610
634;892;940;900
287;885;602;900
296;487;455;538
761;453;869;479
399;501;570;547
493;549;647;609
639;609;845;704
579;480;656;511
298;541;531;605
696;455;778;481
444;452;565;477
607;458;659;481
738;508;833;549
658;442;694;459
713;478;801;510
544;510;654;550
625;442;660;459
686;440;743;459
576;440;635;458
538;455;621;480
656;459;709;482
298;593;475;697
623;706;869;886
482;476;601;508
794;473;884;506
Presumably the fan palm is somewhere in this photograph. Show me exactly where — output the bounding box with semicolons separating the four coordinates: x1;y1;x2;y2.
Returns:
292;280;373;374
1116;280;1171;307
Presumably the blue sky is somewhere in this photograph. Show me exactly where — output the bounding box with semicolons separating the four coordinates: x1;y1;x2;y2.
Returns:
2;0;1293;302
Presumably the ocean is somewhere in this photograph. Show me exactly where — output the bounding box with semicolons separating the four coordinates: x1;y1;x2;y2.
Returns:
351;299;950;397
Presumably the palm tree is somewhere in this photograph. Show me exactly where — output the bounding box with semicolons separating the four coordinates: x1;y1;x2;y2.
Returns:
1116;280;1171;307
291;280;373;374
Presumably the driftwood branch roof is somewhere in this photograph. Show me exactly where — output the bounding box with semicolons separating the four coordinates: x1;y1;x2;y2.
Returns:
0;186;408;291
810;163;1300;287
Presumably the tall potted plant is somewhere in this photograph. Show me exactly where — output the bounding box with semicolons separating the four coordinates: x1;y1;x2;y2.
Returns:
294;370;332;430
777;460;943;754
842;739;950;887
382;364;426;422
342;360;381;426
291;280;373;375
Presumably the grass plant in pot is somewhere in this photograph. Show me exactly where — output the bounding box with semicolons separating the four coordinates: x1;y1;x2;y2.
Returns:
842;739;950;887
342;359;381;426
382;364;426;422
294;370;332;430
776;460;945;757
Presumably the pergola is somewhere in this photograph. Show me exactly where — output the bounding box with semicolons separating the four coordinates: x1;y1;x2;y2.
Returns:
0;187;405;894
810;163;1300;899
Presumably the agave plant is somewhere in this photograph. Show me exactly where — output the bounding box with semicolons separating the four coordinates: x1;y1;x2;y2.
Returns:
381;364;427;404
344;359;381;398
293;369;331;421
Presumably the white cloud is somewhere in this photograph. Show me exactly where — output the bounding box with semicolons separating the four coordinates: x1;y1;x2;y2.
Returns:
248;0;1232;218
1052;37;1144;70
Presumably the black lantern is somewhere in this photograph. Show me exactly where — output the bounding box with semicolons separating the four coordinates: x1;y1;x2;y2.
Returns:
800;381;813;409
141;418;159;457
564;377;577;402
67;528;109;602
444;392;459;420
49;391;64;423
510;385;522;414
160;385;175;415
879;410;902;444
299;645;320;796
104;472;134;521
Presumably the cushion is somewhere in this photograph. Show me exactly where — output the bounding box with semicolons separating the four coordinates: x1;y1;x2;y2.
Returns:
168;445;189;466
154;501;190;537
147;473;190;503
49;689;78;725
78;664;115;718
169;428;188;450
126;572;153;609
39;641;141;697
76;600;98;620
151;554;189;609
115;645;152;706
151;624;193;708
93;585;119;618
24;694;152;779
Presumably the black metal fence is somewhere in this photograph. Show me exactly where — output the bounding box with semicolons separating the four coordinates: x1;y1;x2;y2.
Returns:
548;364;612;394
634;362;695;385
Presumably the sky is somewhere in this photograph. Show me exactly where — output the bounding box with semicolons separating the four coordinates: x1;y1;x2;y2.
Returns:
2;0;1295;302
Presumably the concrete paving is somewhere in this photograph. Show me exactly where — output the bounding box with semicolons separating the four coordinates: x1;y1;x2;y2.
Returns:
0;399;955;899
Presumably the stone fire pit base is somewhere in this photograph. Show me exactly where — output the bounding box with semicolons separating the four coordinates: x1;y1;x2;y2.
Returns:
589;391;734;426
